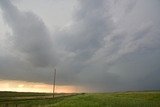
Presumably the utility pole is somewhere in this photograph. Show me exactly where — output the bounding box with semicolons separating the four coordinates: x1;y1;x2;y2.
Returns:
53;68;56;98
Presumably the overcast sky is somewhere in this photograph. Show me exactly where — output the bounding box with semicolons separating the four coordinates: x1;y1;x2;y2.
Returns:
0;0;160;92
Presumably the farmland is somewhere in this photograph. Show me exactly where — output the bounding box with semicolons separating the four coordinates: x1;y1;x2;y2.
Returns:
0;91;160;107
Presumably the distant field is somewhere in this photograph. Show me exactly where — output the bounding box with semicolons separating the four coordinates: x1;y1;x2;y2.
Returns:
0;91;160;107
0;91;74;102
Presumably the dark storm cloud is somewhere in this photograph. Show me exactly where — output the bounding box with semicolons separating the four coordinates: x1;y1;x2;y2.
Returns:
54;0;121;90
58;1;112;56
0;0;160;92
55;0;113;74
0;0;57;84
0;55;53;83
55;0;160;91
0;0;56;67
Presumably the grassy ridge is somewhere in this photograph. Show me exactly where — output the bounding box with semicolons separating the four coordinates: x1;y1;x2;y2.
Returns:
0;91;53;97
0;91;160;107
0;91;54;102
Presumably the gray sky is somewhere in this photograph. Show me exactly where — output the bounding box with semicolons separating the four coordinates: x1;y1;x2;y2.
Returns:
0;0;160;92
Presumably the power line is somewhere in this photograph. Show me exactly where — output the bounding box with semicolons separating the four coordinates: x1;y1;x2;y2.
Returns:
53;68;56;98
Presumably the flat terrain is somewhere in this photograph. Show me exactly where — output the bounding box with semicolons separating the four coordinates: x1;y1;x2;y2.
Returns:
0;91;160;107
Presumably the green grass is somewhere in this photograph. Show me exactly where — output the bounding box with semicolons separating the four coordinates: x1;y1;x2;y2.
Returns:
53;92;160;107
0;91;160;107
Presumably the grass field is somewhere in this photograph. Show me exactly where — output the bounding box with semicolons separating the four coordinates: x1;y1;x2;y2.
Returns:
0;91;160;107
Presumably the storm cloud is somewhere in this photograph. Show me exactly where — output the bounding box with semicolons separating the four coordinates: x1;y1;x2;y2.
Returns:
0;0;56;67
0;0;160;92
